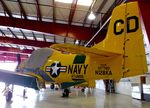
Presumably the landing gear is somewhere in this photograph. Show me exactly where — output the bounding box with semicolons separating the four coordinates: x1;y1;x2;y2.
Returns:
6;91;12;102
2;84;13;102
81;87;85;93
62;88;70;97
50;83;55;89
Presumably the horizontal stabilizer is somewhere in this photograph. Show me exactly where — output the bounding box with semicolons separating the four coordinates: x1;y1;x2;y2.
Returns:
51;44;121;57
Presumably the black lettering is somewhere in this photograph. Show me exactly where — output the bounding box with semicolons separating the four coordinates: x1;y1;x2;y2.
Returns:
114;19;124;35
109;71;112;75
78;65;82;74
127;16;139;33
71;75;83;79
95;71;99;75
83;64;88;74
73;65;78;74
95;70;112;75
68;65;73;74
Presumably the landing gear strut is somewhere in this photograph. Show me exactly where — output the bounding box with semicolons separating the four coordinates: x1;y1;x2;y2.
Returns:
3;84;13;102
62;88;70;97
6;90;12;102
81;87;85;93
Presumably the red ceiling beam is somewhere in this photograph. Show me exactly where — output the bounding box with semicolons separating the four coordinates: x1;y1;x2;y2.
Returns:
0;16;96;40
0;36;53;47
17;0;27;19
68;0;78;25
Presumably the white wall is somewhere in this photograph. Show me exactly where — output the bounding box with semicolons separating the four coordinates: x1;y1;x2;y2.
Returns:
115;79;132;96
115;75;150;96
96;76;150;96
96;80;105;91
146;75;150;84
115;76;141;96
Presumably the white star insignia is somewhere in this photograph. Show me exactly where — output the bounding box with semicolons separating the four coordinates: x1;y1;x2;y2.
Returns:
51;61;60;75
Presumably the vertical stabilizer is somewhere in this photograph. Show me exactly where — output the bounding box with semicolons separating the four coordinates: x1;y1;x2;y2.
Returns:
93;2;148;77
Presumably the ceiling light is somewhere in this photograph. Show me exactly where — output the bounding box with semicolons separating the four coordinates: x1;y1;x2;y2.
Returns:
88;11;96;20
55;0;73;4
78;0;93;6
55;0;92;6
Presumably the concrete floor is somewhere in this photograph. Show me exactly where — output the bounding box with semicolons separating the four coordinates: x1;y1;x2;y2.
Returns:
0;87;150;108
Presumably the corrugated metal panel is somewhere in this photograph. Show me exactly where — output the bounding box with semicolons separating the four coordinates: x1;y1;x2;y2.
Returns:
56;8;70;22
56;35;65;43
40;6;53;18
92;0;104;11
4;0;20;13
101;0;115;13
39;0;53;5
22;3;36;16
21;0;35;4
66;37;75;44
72;9;88;23
0;3;4;10
55;2;71;21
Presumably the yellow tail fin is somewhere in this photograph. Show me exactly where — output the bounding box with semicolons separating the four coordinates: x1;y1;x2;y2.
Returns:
93;2;148;77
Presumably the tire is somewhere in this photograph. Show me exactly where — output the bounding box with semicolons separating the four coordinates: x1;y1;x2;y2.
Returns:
62;89;69;97
6;91;12;102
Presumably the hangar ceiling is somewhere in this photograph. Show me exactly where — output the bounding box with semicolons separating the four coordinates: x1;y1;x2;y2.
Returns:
0;0;138;62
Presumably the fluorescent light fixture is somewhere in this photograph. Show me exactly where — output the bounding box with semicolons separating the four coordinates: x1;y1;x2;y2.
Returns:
88;11;96;20
78;0;93;6
55;0;73;4
55;0;92;6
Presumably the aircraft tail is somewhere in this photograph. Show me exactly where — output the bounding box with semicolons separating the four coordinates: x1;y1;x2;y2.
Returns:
93;2;148;77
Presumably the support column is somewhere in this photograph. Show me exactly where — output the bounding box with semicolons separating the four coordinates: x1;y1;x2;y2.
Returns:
140;76;146;100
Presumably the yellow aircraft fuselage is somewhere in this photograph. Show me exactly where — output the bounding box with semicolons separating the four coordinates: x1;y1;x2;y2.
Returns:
41;50;123;84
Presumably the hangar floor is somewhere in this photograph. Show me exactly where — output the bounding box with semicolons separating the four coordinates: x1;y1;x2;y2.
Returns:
0;87;150;108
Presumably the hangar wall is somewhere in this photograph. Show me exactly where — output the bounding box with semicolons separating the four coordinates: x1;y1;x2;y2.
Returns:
115;79;132;96
96;80;105;91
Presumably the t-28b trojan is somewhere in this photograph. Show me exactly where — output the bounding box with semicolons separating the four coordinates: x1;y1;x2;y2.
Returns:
0;2;148;97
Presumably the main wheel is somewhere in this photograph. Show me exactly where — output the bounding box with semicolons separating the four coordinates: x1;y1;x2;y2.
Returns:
6;91;12;102
62;89;69;97
50;83;54;89
81;88;85;92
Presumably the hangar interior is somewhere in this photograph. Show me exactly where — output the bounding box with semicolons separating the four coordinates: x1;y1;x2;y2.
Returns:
0;0;150;107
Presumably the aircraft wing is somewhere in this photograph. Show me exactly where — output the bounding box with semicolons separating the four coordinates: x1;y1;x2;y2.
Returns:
51;44;122;57
0;69;39;90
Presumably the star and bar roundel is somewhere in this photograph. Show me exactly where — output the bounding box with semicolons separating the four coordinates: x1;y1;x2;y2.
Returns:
45;61;67;78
